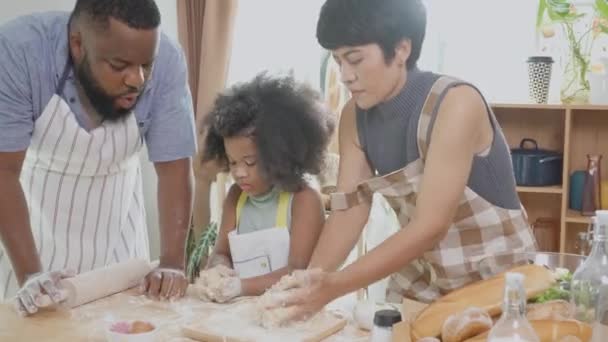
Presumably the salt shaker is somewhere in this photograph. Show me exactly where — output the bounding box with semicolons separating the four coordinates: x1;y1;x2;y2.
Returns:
370;309;402;342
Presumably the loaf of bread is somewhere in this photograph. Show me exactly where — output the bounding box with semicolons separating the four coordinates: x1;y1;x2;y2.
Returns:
526;300;574;321
410;264;555;339
441;307;493;342
462;319;593;342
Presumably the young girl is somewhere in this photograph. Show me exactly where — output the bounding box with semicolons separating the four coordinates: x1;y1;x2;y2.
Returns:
196;73;334;303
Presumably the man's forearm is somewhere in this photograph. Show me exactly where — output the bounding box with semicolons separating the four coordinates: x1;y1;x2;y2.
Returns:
0;174;42;285
156;159;194;270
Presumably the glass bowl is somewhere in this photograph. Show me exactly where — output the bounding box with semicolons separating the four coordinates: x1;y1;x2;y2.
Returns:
477;251;586;280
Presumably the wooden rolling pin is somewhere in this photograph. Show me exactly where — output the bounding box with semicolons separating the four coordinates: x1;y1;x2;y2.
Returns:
38;258;152;308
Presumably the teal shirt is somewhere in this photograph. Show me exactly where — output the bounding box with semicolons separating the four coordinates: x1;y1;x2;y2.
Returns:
236;187;293;235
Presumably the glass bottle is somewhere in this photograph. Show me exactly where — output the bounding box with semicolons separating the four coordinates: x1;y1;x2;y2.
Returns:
592;281;608;342
571;210;608;324
487;272;540;342
582;155;603;216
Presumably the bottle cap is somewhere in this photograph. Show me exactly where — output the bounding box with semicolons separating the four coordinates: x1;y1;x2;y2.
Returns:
373;309;402;328
505;272;525;287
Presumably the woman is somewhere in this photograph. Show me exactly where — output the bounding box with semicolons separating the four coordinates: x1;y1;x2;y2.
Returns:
267;0;537;322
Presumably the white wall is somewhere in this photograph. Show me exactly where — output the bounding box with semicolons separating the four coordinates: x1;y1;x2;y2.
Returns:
0;0;179;260
227;0;326;89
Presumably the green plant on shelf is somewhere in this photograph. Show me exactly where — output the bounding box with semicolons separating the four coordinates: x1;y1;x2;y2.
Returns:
537;0;608;104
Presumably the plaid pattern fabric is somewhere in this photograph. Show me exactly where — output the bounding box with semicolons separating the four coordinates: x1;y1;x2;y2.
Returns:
330;76;537;303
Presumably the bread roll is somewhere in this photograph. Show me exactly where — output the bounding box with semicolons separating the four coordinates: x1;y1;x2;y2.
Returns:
526;300;574;321
462;319;593;342
441;307;493;342
557;336;582;342
410;264;555;339
416;338;441;342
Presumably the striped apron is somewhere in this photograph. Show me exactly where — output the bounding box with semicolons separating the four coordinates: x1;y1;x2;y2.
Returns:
0;59;149;300
330;77;537;303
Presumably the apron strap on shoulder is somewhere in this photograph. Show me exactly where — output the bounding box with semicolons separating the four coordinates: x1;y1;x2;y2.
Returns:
275;192;291;228
235;191;248;227
417;76;460;161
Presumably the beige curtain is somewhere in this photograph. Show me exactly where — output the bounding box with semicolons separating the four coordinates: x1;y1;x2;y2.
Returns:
177;0;239;237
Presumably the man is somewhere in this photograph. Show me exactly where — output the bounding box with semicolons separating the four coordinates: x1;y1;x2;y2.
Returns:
0;0;196;316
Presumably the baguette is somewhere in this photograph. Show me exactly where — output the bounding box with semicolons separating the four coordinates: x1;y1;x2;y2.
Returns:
410;264;555;340
462;319;593;342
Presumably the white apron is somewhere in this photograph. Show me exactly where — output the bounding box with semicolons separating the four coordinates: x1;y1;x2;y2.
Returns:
0;59;149;300
228;191;291;279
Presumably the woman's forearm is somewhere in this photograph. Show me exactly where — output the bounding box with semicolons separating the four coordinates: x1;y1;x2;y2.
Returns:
332;219;444;297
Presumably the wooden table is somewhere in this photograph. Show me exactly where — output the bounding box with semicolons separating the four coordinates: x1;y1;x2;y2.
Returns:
0;290;369;341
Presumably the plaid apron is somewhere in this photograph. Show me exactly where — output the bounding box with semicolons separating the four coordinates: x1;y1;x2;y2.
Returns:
330;77;537;303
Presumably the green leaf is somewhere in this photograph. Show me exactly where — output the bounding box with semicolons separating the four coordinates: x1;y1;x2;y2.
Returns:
186;222;219;282
596;0;608;19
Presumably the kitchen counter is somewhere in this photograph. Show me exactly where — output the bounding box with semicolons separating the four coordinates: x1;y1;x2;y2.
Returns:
0;289;369;341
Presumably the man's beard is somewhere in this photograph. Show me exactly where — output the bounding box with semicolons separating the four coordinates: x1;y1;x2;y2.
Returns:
74;56;139;122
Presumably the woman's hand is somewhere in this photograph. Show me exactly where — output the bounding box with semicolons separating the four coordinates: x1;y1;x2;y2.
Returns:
262;269;342;324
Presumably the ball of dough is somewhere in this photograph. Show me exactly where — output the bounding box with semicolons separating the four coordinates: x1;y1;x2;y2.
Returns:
441;307;493;342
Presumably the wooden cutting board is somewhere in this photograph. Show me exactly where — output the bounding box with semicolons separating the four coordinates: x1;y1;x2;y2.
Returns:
182;309;347;342
392;298;429;342
0;290;350;341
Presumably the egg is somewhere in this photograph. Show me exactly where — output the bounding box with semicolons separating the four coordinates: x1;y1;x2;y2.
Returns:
353;300;376;330
541;25;556;38
353;300;399;331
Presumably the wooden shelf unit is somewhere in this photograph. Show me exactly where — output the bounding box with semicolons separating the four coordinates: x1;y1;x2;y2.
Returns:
491;103;608;254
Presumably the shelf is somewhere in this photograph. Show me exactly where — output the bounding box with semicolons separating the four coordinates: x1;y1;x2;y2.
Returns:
491;103;608;111
516;186;563;194
491;103;567;110
566;210;593;224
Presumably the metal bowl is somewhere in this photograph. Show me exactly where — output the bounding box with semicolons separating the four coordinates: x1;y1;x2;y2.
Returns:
477;251;586;280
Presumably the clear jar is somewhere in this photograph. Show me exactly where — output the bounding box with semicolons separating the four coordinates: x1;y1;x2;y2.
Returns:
571;211;608;323
487;272;540;342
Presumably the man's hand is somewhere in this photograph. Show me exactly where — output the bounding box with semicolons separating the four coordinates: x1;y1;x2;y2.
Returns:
13;269;75;316
140;267;188;301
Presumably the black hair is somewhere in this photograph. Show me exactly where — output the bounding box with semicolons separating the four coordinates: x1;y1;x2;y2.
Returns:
203;73;336;192
316;0;426;69
71;0;161;30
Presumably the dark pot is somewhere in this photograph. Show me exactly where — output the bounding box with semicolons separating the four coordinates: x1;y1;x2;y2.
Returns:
511;138;563;186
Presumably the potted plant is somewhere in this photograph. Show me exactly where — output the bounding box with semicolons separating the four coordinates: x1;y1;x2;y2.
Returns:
537;0;608;104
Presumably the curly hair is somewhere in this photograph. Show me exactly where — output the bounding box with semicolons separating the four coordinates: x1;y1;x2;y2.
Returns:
203;73;335;192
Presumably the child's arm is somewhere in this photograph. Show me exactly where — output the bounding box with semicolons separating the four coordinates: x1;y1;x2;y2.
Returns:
206;184;241;269
239;185;325;296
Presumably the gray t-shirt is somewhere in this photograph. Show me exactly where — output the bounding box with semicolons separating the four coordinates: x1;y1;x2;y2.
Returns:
0;11;196;162
356;68;521;209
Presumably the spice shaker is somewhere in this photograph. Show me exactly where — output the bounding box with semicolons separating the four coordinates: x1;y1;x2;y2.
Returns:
370;309;402;342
